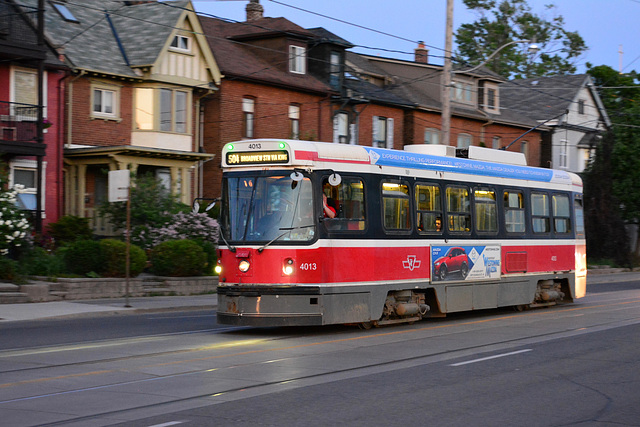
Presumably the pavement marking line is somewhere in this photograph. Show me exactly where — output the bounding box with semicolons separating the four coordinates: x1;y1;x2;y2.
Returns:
2;299;640;392
449;349;533;367
138;421;186;427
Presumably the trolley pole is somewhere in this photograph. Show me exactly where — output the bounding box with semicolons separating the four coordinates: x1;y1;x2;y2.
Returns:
125;185;131;308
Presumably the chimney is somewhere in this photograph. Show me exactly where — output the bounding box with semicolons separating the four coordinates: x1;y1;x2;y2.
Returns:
415;41;429;64
246;0;264;21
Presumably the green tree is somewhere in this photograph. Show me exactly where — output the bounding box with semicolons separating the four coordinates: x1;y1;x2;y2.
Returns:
455;0;587;78
587;65;640;260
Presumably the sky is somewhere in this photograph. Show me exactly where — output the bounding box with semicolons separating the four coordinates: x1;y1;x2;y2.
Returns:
192;0;640;75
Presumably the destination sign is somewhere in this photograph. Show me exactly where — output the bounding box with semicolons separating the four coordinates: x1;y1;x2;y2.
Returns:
226;150;289;166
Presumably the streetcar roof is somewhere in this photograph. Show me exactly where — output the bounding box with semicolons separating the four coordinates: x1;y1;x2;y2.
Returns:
222;139;580;187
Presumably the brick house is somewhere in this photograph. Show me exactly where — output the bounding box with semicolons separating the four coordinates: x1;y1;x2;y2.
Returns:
15;0;222;235
0;0;67;233
198;2;413;199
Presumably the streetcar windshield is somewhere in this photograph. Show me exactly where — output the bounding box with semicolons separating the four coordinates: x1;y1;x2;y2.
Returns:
221;174;315;242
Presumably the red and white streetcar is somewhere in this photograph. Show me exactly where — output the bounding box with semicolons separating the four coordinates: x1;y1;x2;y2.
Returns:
213;139;586;327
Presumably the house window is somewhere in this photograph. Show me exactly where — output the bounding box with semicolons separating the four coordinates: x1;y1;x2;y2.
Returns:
559;139;568;169
243;98;255;138
160;89;188;133
424;128;440;144
170;35;190;52
12;68;41;119
289;45;306;74
135;88;154;130
492;136;501;149
93;88;115;117
134;87;188;132
451;81;473;103
520;140;528;160
578;99;585;115
457;133;472;149
373;116;393;148
330;51;340;88
51;2;79;23
289;104;300;140
334;112;349;143
10;159;45;213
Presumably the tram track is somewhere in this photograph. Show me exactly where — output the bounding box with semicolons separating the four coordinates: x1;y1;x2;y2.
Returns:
17;305;640;427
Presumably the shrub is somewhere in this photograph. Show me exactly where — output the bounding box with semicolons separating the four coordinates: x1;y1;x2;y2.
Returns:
62;239;102;276
0;185;33;256
99;239;146;278
18;246;64;277
150;239;206;277
0;257;19;281
47;216;93;247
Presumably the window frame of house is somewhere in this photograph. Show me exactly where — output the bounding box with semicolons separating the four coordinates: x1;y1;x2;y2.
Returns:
373;116;394;148
334;111;349;144
10;159;46;215
451;79;474;104
492;136;501;149
520;140;528;161
289;104;300;140
11;67;47;120
51;2;79;23
424;128;440;145
329;51;341;88
483;82;499;113
289;45;306;74
243;97;255;139
170;35;190;53
91;82;120;120
457;133;472;149
134;87;190;133
559;139;568;169
578;99;585;115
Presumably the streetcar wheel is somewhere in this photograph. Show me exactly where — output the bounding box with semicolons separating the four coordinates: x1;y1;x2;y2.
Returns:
460;262;469;279
358;322;373;330
514;304;527;312
439;265;448;281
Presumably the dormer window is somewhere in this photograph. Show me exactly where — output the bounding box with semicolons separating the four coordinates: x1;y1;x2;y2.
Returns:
451;80;473;104
170;35;190;52
482;82;500;113
289;45;306;74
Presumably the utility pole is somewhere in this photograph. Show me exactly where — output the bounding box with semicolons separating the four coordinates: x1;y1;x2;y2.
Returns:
441;0;454;146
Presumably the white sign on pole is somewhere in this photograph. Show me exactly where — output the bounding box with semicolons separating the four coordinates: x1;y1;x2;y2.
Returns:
108;170;130;202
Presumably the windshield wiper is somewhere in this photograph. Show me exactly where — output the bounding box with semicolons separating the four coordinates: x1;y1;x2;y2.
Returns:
257;224;314;253
218;225;236;253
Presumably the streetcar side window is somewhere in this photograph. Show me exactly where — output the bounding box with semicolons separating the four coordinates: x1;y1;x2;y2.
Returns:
531;192;550;233
324;177;366;232
504;190;525;233
553;194;571;234
574;196;585;238
474;188;498;233
415;183;442;233
446;186;471;233
382;182;411;231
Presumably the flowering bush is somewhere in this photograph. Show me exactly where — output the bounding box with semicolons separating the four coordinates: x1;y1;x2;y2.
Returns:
134;211;219;250
0;186;32;256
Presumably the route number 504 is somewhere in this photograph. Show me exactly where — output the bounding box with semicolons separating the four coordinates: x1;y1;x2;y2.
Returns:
299;263;317;271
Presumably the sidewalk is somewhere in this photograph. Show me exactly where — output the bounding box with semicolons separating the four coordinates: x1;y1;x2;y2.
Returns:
0;294;217;322
1;270;638;323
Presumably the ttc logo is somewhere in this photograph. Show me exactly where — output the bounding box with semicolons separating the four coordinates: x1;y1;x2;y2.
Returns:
402;255;422;271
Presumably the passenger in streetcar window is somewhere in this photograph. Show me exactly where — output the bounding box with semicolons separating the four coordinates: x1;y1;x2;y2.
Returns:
323;193;336;218
435;217;442;232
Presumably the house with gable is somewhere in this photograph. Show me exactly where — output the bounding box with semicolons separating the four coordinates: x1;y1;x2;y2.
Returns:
345;48;547;166
198;0;413;198
15;0;222;235
0;0;67;233
500;74;611;172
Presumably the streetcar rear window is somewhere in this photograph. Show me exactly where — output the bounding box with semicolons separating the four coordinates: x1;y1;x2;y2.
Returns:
553;194;571;233
531;192;550;233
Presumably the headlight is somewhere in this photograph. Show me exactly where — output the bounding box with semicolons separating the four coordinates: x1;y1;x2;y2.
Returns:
283;258;294;275
214;265;222;274
238;260;250;272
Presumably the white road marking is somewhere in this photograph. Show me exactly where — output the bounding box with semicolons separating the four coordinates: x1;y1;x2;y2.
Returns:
450;349;532;366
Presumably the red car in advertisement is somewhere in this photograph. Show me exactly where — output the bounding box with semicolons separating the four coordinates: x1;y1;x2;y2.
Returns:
433;246;469;281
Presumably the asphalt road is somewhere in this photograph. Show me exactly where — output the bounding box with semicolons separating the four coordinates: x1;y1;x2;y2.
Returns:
1;279;638;426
